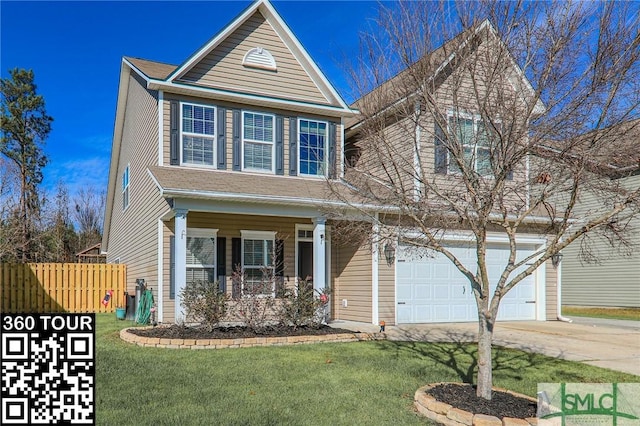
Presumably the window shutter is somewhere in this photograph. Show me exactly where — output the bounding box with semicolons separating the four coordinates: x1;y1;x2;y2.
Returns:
217;237;226;293
434;123;448;174
231;237;242;298
506;169;514;181
169;235;175;299
328;122;337;179
289;117;297;176
232;110;241;171
170;101;179;165
275;115;284;175
217;108;226;170
275;239;285;297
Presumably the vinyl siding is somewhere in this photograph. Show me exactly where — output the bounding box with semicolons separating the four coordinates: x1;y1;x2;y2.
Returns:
161;213;313;322
106;72;165;297
546;259;558;320
333;241;373;323
180;11;328;105
561;175;640;308
161;94;342;180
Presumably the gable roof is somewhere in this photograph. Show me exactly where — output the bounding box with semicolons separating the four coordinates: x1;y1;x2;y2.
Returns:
345;19;545;132
125;57;176;80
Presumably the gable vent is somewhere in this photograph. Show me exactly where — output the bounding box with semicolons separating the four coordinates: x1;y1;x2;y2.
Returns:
242;47;277;71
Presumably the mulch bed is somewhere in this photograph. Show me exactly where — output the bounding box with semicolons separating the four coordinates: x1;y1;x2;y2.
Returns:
129;324;355;339
426;383;536;419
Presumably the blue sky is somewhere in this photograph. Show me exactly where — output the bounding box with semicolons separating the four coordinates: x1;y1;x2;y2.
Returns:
1;1;381;199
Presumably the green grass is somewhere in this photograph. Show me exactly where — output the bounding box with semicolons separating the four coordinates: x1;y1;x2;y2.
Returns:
562;306;640;321
96;314;639;425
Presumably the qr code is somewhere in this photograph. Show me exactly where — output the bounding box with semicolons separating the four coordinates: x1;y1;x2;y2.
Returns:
1;314;95;425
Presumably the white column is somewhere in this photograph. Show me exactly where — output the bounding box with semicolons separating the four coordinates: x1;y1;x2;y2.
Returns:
174;209;188;323
312;217;326;294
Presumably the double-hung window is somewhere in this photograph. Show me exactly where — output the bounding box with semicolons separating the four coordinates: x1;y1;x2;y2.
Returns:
241;230;275;295
122;165;130;211
440;114;493;176
186;228;218;286
243;111;274;172
299;119;328;176
182;103;216;166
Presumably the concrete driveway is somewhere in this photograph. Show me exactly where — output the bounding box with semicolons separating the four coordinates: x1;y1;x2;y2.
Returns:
331;318;640;376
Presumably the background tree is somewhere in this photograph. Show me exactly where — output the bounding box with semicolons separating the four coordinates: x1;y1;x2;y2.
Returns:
41;181;77;262
73;186;105;251
0;156;21;261
335;1;639;400
1;68;53;262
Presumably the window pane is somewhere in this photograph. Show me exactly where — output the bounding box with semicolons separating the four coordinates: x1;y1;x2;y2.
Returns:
244;268;273;295
183;136;214;165
182;104;214;136
477;148;492;176
244;239;265;266
186;267;215;285
244;141;272;171
186;236;215;266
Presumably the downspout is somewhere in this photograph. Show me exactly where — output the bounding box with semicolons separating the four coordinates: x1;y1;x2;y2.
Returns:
556;258;572;322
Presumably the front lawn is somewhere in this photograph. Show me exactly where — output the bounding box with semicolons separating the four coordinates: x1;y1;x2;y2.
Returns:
96;314;639;425
562;306;640;321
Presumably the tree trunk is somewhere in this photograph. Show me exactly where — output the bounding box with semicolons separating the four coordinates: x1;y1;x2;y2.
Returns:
476;314;494;400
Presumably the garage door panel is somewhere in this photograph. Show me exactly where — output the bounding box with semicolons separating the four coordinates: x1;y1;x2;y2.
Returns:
397;243;538;323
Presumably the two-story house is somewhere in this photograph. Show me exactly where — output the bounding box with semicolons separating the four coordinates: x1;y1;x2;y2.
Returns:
103;0;560;325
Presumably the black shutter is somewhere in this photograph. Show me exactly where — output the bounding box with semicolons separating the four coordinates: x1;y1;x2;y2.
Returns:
217;108;226;170
232;110;241;171
169;235;175;299
231;237;242;299
275;115;284;175
289;117;297;176
434;123;448;174
328;122;337;179
217;237;226;293
275;239;285;297
170;101;180;165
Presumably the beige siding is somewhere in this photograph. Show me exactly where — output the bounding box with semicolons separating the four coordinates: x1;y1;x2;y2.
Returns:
161;213;313;321
333;241;373;323
378;254;396;325
180;12;328;105
106;72;166;296
562;175;640;308
161;94;342;179
546;259;558;320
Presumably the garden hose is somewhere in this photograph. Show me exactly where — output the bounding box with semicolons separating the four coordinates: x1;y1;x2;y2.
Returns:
136;289;154;324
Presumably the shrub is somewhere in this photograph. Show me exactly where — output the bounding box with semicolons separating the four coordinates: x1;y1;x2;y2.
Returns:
230;266;276;332
180;280;228;331
278;280;330;330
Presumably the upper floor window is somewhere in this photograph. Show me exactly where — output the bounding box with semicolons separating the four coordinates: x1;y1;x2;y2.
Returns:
243;111;275;173
182;103;216;166
299;119;328;176
122;165;130;211
435;114;494;176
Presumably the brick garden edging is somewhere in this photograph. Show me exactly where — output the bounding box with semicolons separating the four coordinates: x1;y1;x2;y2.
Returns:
120;327;382;349
414;383;538;426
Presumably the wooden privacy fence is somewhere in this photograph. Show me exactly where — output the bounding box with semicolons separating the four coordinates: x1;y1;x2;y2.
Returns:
1;263;127;313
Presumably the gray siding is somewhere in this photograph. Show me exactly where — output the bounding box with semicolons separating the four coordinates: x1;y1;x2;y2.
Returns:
562;175;640;308
106;72;166;296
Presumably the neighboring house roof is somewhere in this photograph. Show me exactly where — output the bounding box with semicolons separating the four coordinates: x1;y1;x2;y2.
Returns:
76;243;102;257
146;166;371;210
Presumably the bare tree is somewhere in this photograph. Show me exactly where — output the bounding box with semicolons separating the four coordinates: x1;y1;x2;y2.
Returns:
73;186;105;250
0;157;21;261
334;1;639;400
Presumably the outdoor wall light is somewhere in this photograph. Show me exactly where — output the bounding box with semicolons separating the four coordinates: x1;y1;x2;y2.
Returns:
383;243;395;266
551;252;563;268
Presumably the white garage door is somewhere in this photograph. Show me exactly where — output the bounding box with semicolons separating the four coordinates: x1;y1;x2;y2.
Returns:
396;243;537;323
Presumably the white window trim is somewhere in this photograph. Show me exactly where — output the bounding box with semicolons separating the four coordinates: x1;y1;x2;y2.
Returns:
122;164;130;212
445;111;495;176
186;228;218;284
180;101;217;168
298;117;329;178
241;110;276;174
240;230;276;296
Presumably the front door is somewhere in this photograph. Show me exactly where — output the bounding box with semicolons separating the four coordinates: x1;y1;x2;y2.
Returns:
298;241;313;285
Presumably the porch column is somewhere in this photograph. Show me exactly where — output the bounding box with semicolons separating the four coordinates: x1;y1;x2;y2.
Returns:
174;208;188;323
312;217;326;294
